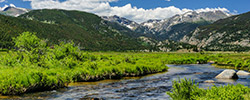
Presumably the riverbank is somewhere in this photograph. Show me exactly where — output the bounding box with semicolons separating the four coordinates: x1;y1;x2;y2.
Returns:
0;51;212;95
0;32;168;95
3;64;250;99
0;51;171;95
1;51;250;95
1;32;250;95
208;53;250;71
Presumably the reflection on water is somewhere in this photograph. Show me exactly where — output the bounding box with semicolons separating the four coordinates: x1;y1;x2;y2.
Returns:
3;64;250;100
69;71;169;86
68;79;122;86
0;95;19;99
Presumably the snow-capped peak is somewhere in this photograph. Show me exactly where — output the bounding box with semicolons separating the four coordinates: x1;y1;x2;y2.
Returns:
143;23;154;28
183;11;194;17
102;15;140;30
1;4;16;11
0;4;29;17
141;19;161;28
0;4;28;12
9;4;16;8
0;5;9;11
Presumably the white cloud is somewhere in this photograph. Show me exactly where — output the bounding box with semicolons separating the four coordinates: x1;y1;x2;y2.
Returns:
108;4;193;23
23;0;229;23
9;4;16;7
0;0;5;3
232;10;238;15
165;0;171;1
195;7;229;13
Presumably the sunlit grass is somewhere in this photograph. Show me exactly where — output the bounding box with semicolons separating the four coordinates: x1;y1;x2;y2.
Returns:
168;78;250;100
1;32;250;95
1;50;250;95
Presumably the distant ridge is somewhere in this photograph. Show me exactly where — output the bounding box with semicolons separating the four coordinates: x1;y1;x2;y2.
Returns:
103;10;230;41
181;11;250;51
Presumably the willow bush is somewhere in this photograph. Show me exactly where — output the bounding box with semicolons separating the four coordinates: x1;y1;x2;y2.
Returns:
0;32;169;95
167;78;250;100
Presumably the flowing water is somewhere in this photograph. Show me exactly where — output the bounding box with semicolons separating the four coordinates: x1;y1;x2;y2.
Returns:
3;64;250;100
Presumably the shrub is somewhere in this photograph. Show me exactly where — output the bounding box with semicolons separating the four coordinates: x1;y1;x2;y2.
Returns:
0;32;170;95
167;78;250;100
167;78;203;100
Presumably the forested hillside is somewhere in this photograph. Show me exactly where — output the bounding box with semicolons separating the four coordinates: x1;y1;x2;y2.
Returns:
0;9;149;51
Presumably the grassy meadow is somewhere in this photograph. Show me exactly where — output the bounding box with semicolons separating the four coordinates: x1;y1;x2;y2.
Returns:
1;50;250;95
1;32;250;98
0;50;209;95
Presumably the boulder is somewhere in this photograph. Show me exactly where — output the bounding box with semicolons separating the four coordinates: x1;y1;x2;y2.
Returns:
208;61;215;64
204;80;215;83
237;70;250;76
215;69;238;79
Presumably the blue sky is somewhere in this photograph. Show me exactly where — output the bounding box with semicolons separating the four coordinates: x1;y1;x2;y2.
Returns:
0;0;249;23
110;0;249;14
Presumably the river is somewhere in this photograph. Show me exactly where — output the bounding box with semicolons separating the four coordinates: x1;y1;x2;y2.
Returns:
3;64;250;100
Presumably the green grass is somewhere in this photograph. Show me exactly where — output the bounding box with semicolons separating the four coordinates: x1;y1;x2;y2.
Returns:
0;48;209;95
167;78;250;100
208;53;250;71
1;32;250;95
1;51;250;95
0;32;169;95
1;50;250;95
0;51;171;95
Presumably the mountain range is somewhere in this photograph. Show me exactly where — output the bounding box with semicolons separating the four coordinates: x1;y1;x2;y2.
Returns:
0;5;249;52
102;10;230;41
102;10;250;51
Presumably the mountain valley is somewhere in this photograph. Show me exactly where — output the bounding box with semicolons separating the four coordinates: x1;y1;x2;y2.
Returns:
0;5;249;52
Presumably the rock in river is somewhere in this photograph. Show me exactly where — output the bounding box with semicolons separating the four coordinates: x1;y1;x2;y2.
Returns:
215;69;238;79
237;70;250;76
204;80;215;83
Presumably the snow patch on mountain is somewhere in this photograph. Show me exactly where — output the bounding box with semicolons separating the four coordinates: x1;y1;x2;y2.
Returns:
101;15;140;30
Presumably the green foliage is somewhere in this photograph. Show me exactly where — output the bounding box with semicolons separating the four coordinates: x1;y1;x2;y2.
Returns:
199;84;250;100
1;32;249;95
168;78;250;100
0;32;170;95
13;32;45;51
18;9;149;51
209;53;250;71
167;78;203;100
159;40;198;52
163;53;208;64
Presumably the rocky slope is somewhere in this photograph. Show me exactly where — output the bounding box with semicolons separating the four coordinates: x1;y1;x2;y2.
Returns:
139;36;197;52
141;10;230;36
103;10;230;41
181;11;250;51
101;15;140;30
